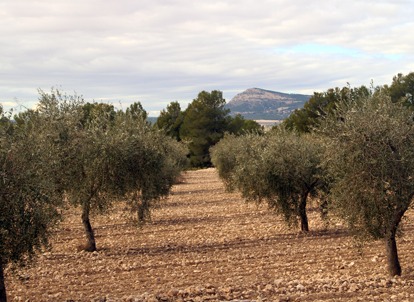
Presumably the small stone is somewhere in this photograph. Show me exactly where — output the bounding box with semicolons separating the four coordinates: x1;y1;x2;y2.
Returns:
349;284;359;292
274;279;284;286
205;283;214;289
264;284;273;291
296;284;305;291
167;289;179;297
380;279;392;287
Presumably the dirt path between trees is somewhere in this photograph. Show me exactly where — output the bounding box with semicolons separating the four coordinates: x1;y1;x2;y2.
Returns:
6;168;414;301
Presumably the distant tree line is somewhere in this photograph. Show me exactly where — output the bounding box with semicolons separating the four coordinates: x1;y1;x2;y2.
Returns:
154;90;263;167
283;72;414;133
211;71;414;277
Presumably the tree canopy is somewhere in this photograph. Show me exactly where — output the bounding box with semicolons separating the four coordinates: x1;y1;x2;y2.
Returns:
211;130;326;232
0;104;63;301
154;101;184;141
179;90;230;167
155;91;263;167
320;90;414;276
37;91;187;252
283;85;371;133
383;72;414;107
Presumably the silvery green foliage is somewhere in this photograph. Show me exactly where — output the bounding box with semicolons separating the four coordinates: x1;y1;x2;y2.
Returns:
0;91;188;298
211;133;255;192
111;112;188;223
0;104;62;266
320;91;414;276
320;92;414;239
212;130;326;231
34;89;188;250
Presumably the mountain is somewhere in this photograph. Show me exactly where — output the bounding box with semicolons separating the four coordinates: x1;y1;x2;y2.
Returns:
226;88;311;120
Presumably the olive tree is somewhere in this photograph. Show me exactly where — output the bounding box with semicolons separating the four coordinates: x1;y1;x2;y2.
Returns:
35;90;115;252
0;107;62;302
212;130;326;231
321;91;414;276
210;133;248;191
109;111;188;224
37;90;187;251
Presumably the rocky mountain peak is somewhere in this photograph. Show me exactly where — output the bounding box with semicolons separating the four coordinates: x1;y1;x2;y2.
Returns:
225;88;310;120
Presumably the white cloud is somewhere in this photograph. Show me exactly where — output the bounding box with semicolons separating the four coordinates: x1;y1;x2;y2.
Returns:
1;0;414;114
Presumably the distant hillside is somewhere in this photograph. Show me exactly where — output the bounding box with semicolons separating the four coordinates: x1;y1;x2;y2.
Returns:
147;116;158;125
226;88;311;120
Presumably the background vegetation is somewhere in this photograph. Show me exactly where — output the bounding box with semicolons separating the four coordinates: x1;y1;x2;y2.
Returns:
155;90;263;167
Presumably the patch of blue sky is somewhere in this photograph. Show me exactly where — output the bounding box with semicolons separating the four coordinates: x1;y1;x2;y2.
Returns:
291;43;359;56
272;43;403;61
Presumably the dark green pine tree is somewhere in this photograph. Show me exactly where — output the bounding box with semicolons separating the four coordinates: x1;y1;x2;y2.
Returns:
180;90;230;167
155;101;184;141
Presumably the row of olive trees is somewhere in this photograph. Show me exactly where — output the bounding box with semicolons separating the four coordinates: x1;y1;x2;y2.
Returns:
0;90;188;301
211;90;414;277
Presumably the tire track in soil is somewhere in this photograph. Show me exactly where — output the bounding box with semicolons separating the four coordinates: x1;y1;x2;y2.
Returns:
5;168;414;301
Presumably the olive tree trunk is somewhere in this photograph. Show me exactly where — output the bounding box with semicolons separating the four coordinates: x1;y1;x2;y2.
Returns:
82;201;96;252
137;199;150;223
385;208;408;276
385;231;401;276
298;191;309;232
0;262;7;302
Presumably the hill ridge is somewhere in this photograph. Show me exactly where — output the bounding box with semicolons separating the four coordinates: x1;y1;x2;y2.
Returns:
226;88;310;120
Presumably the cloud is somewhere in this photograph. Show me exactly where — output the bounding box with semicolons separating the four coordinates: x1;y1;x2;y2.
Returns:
1;0;414;115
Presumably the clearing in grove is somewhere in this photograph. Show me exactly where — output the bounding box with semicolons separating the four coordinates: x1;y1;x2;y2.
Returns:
6;168;414;301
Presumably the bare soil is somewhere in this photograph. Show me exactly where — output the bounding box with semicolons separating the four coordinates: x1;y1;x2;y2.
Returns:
6;168;414;301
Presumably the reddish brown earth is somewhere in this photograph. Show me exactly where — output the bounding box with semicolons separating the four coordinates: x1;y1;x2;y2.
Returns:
5;168;414;301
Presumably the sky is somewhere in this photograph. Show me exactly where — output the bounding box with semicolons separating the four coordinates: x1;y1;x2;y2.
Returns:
1;0;414;116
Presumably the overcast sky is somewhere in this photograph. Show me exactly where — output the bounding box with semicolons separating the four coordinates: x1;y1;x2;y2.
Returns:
1;0;414;116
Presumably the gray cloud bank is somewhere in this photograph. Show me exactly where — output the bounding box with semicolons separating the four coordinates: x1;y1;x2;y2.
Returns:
1;0;413;115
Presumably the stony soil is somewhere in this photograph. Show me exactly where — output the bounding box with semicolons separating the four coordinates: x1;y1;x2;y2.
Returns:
6;168;414;301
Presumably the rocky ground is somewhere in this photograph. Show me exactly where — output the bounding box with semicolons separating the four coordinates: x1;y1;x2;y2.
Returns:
5;168;414;301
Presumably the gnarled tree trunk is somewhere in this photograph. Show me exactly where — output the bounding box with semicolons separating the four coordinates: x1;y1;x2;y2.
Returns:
298;191;309;232
138;199;150;223
82;200;96;252
385;208;409;276
0;262;7;302
385;230;401;276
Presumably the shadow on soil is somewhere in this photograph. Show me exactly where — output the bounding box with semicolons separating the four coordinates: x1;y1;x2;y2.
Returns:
101;227;351;259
